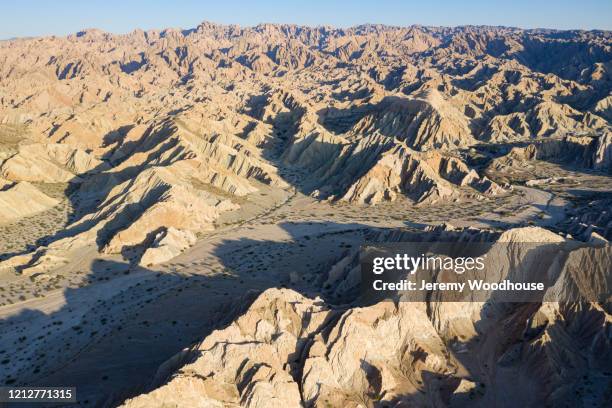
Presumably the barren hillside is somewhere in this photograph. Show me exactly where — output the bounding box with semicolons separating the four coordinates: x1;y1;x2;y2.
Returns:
0;22;610;407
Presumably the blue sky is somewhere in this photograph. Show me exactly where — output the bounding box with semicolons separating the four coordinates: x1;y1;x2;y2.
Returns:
2;0;611;39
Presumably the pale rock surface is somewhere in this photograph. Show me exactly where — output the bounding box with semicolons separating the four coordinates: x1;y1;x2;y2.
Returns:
140;227;197;266
0;143;108;182
123;227;610;407
0;21;609;407
121;288;333;408
488;134;612;174
0;22;610;268
593;131;612;171
0;181;59;223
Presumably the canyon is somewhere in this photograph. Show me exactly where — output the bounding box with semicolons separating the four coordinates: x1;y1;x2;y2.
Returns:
0;22;610;407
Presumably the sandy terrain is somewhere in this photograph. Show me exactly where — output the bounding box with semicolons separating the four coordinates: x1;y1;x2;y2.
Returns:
0;21;609;407
2;160;607;405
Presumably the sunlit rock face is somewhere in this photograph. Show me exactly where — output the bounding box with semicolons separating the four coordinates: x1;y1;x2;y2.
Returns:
122;227;611;407
0;22;610;407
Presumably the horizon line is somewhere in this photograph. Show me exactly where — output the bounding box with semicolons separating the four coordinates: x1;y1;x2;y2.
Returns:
2;20;611;41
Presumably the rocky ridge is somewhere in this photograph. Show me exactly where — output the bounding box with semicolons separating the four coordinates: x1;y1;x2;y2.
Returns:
121;226;611;407
0;23;610;268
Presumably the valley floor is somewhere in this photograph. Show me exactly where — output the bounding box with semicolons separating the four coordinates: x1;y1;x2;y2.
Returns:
0;162;608;406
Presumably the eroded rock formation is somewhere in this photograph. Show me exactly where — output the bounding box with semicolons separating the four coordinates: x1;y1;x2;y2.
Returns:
122;227;611;407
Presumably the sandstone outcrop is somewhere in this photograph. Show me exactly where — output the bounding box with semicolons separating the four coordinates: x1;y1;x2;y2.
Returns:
1;143;108;183
76;165;238;254
0;22;609;268
122;228;610;407
283;129;503;205
593;131;612;171
487;133;612;176
140;227;197;266
340;145;502;205
0;21;610;407
0;181;59;223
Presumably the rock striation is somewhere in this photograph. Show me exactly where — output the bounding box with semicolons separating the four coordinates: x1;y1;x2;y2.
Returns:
0;180;59;224
122;227;611;407
0;22;610;266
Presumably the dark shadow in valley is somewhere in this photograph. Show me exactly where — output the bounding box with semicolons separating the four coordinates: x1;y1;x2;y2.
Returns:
0;221;375;407
1;121;194;262
368;242;610;407
464;137;612;178
208;226;610;407
2;219;607;407
0;256;264;407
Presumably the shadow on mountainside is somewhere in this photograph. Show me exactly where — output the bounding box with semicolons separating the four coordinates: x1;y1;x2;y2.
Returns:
241;92;393;201
1;87;609;407
2;219;608;407
0;221;375;407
